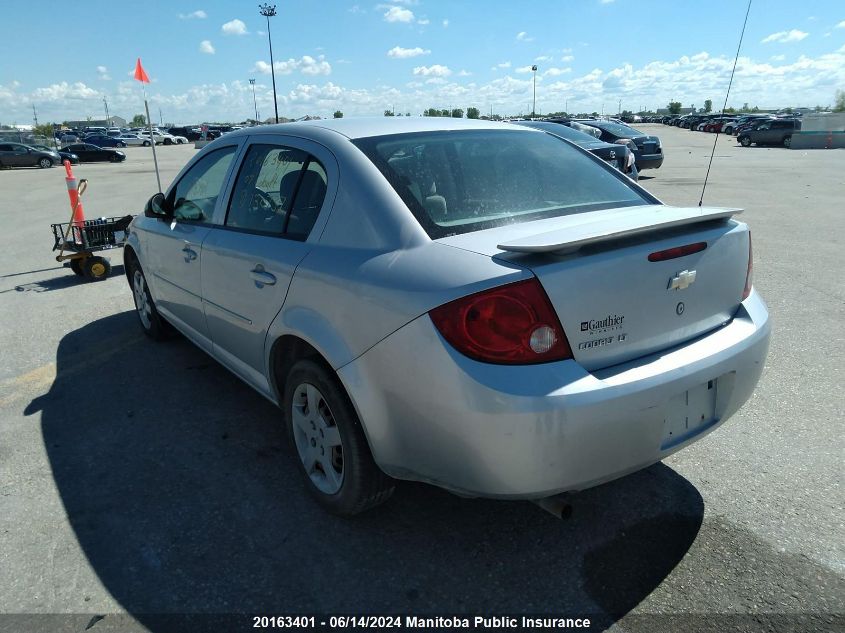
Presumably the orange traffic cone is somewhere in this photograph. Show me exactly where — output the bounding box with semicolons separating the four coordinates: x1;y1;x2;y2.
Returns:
64;160;85;244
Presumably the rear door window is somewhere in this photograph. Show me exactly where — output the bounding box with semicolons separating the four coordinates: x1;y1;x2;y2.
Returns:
225;144;327;239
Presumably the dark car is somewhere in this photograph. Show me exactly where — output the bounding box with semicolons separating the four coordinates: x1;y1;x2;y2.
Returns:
168;126;202;141
732;115;774;137
738;119;800;148
61;143;127;163
30;144;79;165
0;142;59;168
80;135;127;148
568;119;664;170
514;120;637;179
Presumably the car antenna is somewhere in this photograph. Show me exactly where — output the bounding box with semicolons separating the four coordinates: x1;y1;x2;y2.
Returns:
699;0;753;207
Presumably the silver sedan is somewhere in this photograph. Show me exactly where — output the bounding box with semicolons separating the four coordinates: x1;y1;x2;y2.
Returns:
125;118;770;515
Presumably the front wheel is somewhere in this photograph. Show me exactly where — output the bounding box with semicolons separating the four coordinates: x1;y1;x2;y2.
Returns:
740;136;752;147
143;140;151;147
117;142;126;148
783;135;792;148
38;157;53;168
724;126;733;135
163;138;172;145
284;359;394;516
128;257;170;340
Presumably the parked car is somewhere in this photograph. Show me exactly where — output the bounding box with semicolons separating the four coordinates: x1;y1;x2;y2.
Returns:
116;134;150;147
61;143;126;163
738;119;800;148
570;119;664;170
29;144;79;165
137;130;181;145
0;143;60;168
56;132;79;143
80;135;127;148
125;118;769;515
514;120;637;179
168;126;202;141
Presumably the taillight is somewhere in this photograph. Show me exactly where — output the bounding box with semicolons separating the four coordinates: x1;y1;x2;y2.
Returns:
742;233;753;300
429;278;572;364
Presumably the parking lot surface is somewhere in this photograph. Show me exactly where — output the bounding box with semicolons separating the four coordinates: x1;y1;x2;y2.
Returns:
0;130;843;632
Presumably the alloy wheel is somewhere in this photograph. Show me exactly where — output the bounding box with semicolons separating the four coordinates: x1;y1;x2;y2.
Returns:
133;270;152;330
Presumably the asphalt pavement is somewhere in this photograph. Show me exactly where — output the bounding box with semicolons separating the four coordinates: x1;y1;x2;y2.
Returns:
0;130;842;633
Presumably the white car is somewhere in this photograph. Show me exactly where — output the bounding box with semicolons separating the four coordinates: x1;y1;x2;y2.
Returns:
137;130;185;145
116;135;149;147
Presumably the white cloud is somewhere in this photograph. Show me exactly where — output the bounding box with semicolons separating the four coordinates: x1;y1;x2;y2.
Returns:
600;0;615;4
222;19;248;35
561;55;575;62
544;67;571;76
515;66;535;73
96;66;111;80
179;10;207;19
534;55;553;62
32;81;98;101
388;46;431;58
458;70;472;76
497;61;511;69
835;20;845;28
770;54;786;61
253;55;332;76
442;19;449;27
761;29;809;43
516;31;534;42
383;6;414;22
413;64;452;77
417;18;430;25
199;40;215;54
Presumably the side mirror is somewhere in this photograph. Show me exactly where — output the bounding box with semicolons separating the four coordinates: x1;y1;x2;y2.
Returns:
144;192;171;218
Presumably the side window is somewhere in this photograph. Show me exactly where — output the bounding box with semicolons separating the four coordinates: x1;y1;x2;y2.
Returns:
225;144;312;235
169;146;237;222
286;160;328;239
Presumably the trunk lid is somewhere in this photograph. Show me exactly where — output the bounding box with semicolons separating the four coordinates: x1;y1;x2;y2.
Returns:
438;205;750;371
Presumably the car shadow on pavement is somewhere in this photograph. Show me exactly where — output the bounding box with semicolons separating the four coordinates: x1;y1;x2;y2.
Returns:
27;312;705;630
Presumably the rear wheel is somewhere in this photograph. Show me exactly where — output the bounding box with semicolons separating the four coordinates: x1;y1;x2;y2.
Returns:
143;140;151;147
284;359;394;516
38;157;53;168
164;138;172;145
783;135;792;148
69;258;85;276
724;126;733;135
83;256;111;281
740;136;752;147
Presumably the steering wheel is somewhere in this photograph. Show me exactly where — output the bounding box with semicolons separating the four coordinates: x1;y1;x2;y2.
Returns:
250;188;277;216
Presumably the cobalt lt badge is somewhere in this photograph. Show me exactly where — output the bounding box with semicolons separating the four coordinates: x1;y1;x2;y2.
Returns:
668;269;697;291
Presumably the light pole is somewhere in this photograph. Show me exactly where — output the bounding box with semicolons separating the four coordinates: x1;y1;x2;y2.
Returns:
103;96;110;127
249;78;259;123
531;65;538;118
259;4;279;123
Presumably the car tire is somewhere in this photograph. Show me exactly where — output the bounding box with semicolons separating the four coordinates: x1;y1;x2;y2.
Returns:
117;142;126;148
740;136;752;147
38;157;53;168
783;135;792;148
724;126;733;135
164;138;172;145
143;141;151;147
176;139;184;144
110;154;120;162
83;256;111;281
283;359;394;516
127;255;171;340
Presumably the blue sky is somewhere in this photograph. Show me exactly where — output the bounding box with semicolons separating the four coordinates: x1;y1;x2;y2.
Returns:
1;0;844;125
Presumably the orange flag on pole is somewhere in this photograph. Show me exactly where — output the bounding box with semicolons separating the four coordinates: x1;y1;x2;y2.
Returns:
134;58;150;83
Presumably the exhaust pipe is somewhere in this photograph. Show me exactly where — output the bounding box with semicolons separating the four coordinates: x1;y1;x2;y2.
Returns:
532;494;573;519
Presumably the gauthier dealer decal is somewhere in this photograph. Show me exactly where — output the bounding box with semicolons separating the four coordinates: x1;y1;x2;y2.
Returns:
578;314;627;351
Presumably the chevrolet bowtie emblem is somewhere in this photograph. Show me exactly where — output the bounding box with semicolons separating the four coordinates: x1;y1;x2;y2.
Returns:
668;269;697;291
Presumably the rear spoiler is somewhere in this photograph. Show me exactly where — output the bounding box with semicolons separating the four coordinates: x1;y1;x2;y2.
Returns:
497;206;742;254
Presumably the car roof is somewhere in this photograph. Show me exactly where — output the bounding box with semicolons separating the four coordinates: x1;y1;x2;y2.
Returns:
222;117;522;141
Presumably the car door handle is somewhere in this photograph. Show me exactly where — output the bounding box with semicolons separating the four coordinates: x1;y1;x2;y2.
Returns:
181;246;198;262
250;268;276;286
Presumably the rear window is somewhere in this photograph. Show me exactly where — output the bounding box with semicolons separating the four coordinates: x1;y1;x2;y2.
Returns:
353;129;649;238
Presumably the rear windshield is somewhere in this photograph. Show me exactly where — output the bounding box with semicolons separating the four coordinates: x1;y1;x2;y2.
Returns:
590;121;644;137
353;129;650;238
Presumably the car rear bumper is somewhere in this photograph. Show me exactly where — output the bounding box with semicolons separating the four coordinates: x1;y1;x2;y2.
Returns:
636;153;663;170
339;290;770;498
